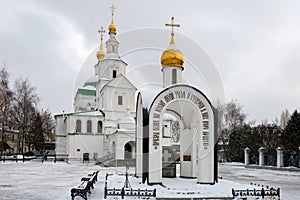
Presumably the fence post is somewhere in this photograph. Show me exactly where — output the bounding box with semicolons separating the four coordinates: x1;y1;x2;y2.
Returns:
261;188;265;199
121;187;125;199
231;189;235;197
244;147;250;165
258;147;266;166
276;147;283;168
104;185;107;199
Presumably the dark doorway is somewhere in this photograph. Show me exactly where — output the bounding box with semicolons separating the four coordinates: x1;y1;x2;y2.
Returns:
124;143;132;159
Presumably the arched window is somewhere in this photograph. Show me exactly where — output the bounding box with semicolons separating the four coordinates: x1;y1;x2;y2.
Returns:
97;121;103;133
172;69;177;84
76;120;81;132
87;120;92;133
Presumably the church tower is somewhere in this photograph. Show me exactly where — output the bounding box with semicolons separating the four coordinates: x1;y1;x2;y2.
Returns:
95;5;136;124
94;5;127;89
161;17;184;88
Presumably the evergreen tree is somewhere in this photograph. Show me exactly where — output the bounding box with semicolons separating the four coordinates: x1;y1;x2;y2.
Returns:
228;124;252;162
283;110;300;150
31;112;44;153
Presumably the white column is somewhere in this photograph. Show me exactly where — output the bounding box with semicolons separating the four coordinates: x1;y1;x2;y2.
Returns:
276;147;283;168
244;147;250;165
180;128;193;177
191;122;198;177
258;147;266;166
197;122;215;184
135;102;143;177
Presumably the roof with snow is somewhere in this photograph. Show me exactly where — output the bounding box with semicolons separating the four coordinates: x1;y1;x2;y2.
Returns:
83;75;98;87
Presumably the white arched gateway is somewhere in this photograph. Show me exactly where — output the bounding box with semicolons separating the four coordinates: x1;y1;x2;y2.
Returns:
136;84;218;185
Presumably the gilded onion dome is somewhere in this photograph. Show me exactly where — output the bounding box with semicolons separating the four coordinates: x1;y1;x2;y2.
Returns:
109;5;117;34
160;17;184;68
96;26;106;61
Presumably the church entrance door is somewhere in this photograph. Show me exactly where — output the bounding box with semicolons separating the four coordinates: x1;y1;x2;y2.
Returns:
124;141;135;160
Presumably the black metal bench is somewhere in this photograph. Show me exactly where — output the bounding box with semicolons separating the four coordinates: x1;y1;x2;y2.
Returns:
71;170;99;200
71;181;92;200
81;170;99;189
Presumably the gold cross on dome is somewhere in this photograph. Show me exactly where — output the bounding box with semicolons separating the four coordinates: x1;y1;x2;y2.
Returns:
165;17;180;36
110;5;116;15
98;26;105;39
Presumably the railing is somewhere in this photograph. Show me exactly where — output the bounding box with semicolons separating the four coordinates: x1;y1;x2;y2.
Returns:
95;153;116;164
232;188;280;199
104;187;156;199
104;173;156;199
0;154;69;163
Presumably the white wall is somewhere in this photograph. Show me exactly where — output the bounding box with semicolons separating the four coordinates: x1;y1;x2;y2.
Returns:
68;135;104;160
66;115;104;134
74;93;96;112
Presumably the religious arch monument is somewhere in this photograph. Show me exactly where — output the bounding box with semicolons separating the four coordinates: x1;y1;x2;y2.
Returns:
135;18;218;185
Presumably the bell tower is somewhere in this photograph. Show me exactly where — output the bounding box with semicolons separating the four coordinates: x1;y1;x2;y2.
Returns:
160;17;184;88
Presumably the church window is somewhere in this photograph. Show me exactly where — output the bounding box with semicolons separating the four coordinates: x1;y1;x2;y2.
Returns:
113;70;117;78
172;69;177;84
76;120;81;132
118;96;123;105
97;121;103;133
87;120;92;133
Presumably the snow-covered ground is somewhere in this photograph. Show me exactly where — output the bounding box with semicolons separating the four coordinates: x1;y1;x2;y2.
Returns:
0;161;299;199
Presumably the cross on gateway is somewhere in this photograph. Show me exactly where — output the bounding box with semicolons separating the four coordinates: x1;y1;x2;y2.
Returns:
165;16;180;36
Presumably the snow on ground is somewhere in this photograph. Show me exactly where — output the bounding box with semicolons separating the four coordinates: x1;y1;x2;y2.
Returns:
0;161;299;200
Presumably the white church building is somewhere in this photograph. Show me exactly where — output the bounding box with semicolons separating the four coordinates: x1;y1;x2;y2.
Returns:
55;8;137;163
55;7;218;185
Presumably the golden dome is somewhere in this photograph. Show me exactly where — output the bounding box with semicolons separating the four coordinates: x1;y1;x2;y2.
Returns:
109;24;117;33
108;5;117;34
160;17;184;68
96;26;106;61
161;49;184;67
96;50;106;61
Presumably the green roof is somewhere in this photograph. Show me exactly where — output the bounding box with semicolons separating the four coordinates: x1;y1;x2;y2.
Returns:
77;88;96;96
83;81;97;87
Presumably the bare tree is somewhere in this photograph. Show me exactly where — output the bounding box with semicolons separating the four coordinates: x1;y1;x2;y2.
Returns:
280;109;290;128
223;100;246;131
218;100;247;161
0;67;13;155
10;78;39;154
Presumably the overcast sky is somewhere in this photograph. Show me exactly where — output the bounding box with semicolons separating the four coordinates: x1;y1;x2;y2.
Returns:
1;0;299;123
